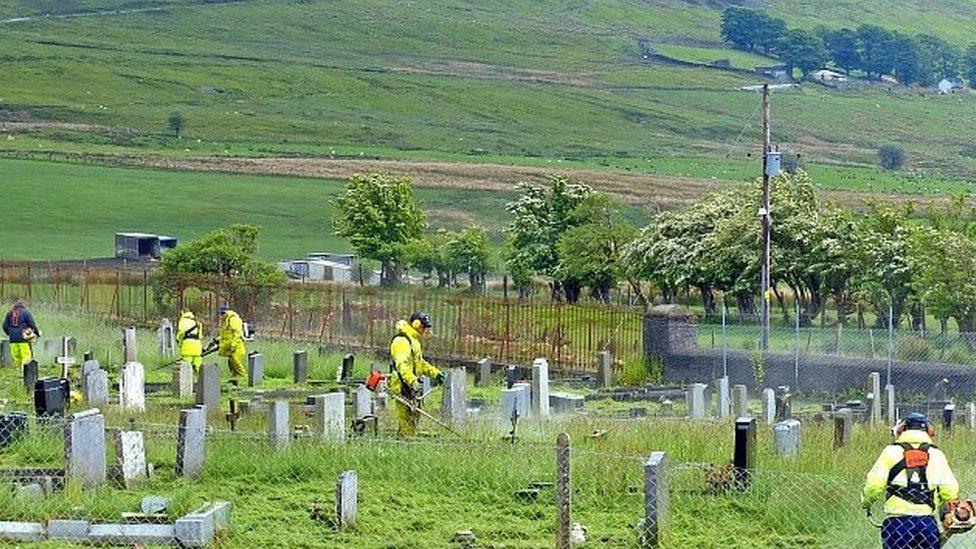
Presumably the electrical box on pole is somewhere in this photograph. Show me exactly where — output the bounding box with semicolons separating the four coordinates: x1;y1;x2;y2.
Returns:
765;151;782;178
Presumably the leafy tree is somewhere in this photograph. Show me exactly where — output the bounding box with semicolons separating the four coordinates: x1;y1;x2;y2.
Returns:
856;25;895;79
852;205;916;328
445;227;492;293
910;227;976;332
720;7;785;54
889;32;924;85
916;34;960;84
878;145;906;170
754;14;787;55
333;173;426;286
405;232;453;287
965;43;976;86
504;174;592;301
557;194;636;303
819;27;861;73
778;29;828;79
167;112;184;138
152;224;284;312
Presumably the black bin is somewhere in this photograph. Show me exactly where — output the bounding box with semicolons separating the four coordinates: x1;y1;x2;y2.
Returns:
34;378;70;418
0;412;28;450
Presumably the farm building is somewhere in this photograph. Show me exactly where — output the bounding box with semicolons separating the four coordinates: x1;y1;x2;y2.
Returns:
114;232;177;260
938;77;965;94
755;64;790;81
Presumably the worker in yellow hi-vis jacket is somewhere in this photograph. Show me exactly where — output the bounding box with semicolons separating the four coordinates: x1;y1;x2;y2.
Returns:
388;312;443;437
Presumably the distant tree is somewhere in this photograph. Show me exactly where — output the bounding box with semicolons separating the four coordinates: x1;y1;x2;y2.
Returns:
916;34;961;84
889;32;924;85
167;112;184;138
445;227;492;293
405;232;453;287
556;194;636;303
818;27;860;73
754;14;787;55
332;173;426;286
965;43;976;86
878;145;906;170
720;7;785;54
778;29;828;79
856;25;895;79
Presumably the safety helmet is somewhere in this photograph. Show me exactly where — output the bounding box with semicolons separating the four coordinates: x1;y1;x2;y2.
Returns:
181;310;195;318
895;412;934;437
409;312;432;330
218;303;229;315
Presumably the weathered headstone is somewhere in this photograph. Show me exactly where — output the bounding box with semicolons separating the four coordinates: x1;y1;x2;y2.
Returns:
968;403;976;431
774;386;791;421
269;400;289;451
715;376;730;419
122;328;137;363
157;318;176;358
22;360;38;391
355;384;373;419
733;416;756;488
64;409;106;489
176;406;206;478
172;361;193;399
65;336;77;357
1;339;11;367
555;433;571;549
642;451;669;547
761;388;775;424
114;430;147;488
531;359;550;418
81;360;100;394
833;408;853;448
293;351;308;384
943;403;955;432
335;470;358;530
476;357;492;387
597;351;612;389
119;362;145;412
247;353;264;388
513;382;531;417
340;354;354;381
500;386;529;429
687;383;706;420
85;369;109;406
312;392;345;441
441;367;468;427
773;419;801;457
868;373;881;426
195;363;220;412
505;365;516;389
732;385;748;418
884;384;896;424
549;392;585;414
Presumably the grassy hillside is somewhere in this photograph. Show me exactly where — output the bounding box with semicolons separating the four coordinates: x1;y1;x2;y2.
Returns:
3;0;976;191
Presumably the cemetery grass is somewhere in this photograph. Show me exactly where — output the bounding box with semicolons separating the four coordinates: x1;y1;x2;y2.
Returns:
5;308;976;545
7;1;976;193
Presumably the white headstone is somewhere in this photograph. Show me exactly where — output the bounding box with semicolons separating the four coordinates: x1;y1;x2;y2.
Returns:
269;400;289;451
122;328;137;363
115;430;147;488
64;409;106;489
868;373;882;426
119;362;146;412
761;388;776;424
85;369;109;406
312;392;345;442
732;384;748;418
531;358;550;418
500;387;526;430
172;361;193;399
441;367;468;428
247;353;264;388
157;319;176;358
773;419;801;457
335;470;358;529
715;376;730;419
355;385;373;420
688;383;706;420
513;382;531;418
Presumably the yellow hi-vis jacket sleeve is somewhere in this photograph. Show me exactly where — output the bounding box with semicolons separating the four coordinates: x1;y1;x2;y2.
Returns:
862;436;959;516
391;335;441;389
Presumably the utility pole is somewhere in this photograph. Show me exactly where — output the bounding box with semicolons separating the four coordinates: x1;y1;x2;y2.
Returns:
760;83;771;351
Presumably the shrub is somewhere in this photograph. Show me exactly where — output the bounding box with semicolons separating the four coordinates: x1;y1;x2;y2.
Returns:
618;355;662;387
780;149;803;174
896;335;931;361
878;145;906;170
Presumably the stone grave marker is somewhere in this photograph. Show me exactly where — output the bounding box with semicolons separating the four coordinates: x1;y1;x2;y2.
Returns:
868;373;881;426
732;385;748;418
22;360;38;391
505;365;516;389
195;363;220;412
531;358;550;418
968;403;976;431
715;376;730;419
85;369;109;406
884;384;896;423
172;361;193;399
597;351;612;388
761;388;775;424
774;386;791;421
312;392;345;442
733;417;757;488
269;400;289;451
247;353;264;388
0;339;11;367
114;430;147;488
355;384;373;420
687;383;706;420
550;392;585;414
122;328;137;363
293;351;308;384
156;319;176;358
834;408;853;448
64;409;106;489
176;406;206;478
81;360;100;395
441;367;468;428
340;354;354;381
476;357;492;388
335;470;358;530
119;362;145;412
773;419;801;457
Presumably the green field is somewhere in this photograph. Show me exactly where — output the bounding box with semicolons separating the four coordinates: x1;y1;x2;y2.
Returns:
4;0;976;192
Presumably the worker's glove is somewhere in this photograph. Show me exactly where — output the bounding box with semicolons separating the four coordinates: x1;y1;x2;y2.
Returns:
434;372;446;386
410;381;422;394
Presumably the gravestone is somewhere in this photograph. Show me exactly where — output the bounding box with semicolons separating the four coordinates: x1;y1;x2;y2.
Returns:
441;367;468;428
643;451;669;547
505;365;517;389
85;369;109;406
172;361;193;399
293;351;308;384
81;360;101;395
967;403;976;431
732;385;748;418
761;388;775;424
549;392;585;414
500;386;530;429
156;319;176;358
531;358;550;418
733;417;756;488
64;409;106;489
421;375;432;399
355;384;373;420
1;339;11;367
773;419;801;457
774;386;791;421
312;392;345;442
22;360;38;391
115;430;147;488
715;376;730;419
687;383;706;420
119;362;145;412
597;351;612;388
176;406;206;478
65;336;77;356
867;373;881;426
884;384;896;423
195;363;220;412
122;328;137;363
513;383;531;417
834;408;853;448
340;354;354;381
943;403;955;432
247;353;264;388
476;357;492;387
269;400;289;451
335;470;358;530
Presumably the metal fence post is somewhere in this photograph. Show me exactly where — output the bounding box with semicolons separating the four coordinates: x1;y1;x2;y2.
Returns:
887;301;894;386
555;433;571;549
794;300;800;388
642;451;669;547
722;302;728;378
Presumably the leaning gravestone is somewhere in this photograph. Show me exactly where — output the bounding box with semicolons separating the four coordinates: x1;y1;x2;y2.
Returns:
172;361;193;399
115;430;147;488
119;362;146;412
195;363;220;412
64;409;106;489
156;319;176;358
176;406;206;478
85;369;109;406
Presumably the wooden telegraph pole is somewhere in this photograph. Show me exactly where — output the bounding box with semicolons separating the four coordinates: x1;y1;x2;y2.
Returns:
760;83;771;351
